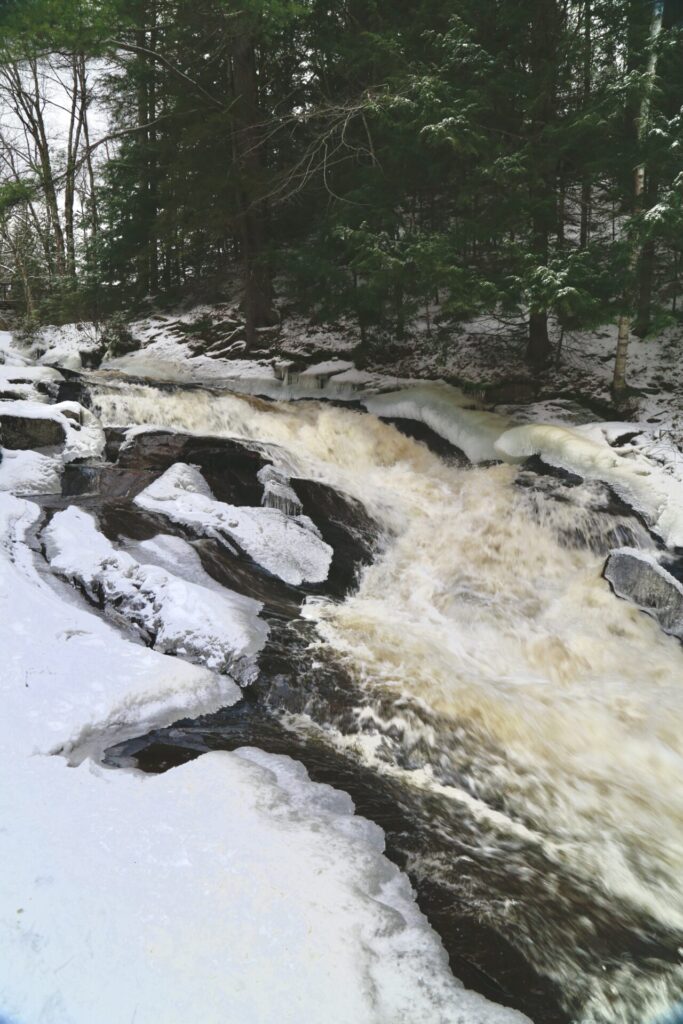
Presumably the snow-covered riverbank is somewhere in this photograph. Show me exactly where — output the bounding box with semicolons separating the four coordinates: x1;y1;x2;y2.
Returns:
0;329;531;1024
4;317;683;1024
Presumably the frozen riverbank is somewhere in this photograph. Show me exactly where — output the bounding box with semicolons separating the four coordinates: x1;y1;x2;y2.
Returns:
0;329;531;1024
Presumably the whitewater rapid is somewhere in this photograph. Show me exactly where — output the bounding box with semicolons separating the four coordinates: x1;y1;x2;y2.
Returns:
91;380;683;1022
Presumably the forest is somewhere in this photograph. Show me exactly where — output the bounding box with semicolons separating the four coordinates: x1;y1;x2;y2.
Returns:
0;0;682;388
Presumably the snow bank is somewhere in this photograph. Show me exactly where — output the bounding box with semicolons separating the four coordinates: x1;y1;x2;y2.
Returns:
35;321;101;370
363;384;511;463
0;494;234;758
44;506;268;681
0;447;62;494
495;423;683;548
135;463;333;586
0;491;529;1024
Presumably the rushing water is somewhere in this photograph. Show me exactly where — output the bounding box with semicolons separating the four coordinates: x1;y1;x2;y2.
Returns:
88;378;683;1023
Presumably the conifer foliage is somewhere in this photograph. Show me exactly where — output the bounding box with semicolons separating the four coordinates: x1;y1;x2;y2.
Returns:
0;0;681;382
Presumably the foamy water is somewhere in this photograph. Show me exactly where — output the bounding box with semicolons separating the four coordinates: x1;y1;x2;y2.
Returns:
92;381;683;1021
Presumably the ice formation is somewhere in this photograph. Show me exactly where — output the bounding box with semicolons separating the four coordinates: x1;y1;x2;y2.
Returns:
363;384;511;463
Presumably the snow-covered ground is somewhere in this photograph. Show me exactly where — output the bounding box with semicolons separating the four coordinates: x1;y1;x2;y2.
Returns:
0;329;532;1023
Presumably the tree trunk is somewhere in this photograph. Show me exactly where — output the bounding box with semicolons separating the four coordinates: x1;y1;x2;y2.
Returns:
528;311;551;364
232;28;276;347
64;56;86;279
634;237;656;336
613;0;664;394
579;0;592;248
526;0;558;367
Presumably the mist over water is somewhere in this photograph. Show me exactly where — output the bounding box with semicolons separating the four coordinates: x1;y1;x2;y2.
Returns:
93;380;683;1022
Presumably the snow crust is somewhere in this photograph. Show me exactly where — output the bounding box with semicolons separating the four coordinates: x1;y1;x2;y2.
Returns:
43;506;268;680
135;463;333;585
0;447;62;494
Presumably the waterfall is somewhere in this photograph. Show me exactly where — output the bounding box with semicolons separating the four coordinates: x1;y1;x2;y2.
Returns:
90;377;683;1022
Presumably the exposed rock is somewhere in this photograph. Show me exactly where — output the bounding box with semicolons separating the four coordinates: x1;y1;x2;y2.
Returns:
384;417;469;463
603;548;683;639
115;430;269;504
0;413;66;450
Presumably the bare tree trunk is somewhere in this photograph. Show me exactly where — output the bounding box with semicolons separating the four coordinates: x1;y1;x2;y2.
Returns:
77;57;99;240
613;0;665;394
526;0;559;367
64;56;87;278
634;236;657;336
579;0;592;248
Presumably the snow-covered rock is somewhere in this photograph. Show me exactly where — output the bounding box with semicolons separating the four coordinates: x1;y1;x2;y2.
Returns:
0;447;62;494
0;398;104;461
495;422;683;548
0;407;66;448
44;506;268;680
135;463;333;586
604;548;683;640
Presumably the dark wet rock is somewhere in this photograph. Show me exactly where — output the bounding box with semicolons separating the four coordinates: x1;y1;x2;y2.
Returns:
0;412;65;449
519;456;654;524
383;417;469;464
79;342;107;369
520;455;584;486
604;548;683;639
609;430;643;448
61;463;159;500
115;430;269;506
292;477;380;593
53;376;92;407
103;427;128;462
191;537;304;619
515;461;655;554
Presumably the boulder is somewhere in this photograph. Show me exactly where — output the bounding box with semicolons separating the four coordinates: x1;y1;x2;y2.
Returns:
0;412;66;450
604;547;683;639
